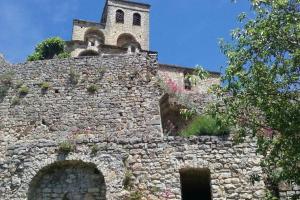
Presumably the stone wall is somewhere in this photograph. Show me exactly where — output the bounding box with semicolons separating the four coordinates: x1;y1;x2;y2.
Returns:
279;183;300;200
0;136;266;200
0;53;162;160
1;53;298;199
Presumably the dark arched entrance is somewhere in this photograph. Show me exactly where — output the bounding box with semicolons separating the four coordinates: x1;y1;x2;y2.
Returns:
28;160;106;200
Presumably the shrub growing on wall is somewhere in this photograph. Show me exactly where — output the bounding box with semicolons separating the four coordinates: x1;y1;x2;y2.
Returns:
180;115;229;137
27;37;70;61
58;141;75;154
69;69;80;85
18;85;29;96
0;71;14;102
87;84;98;94
40;82;50;92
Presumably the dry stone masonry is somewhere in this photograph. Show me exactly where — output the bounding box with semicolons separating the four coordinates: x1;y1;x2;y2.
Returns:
28;161;106;200
0;53;266;200
0;0;299;199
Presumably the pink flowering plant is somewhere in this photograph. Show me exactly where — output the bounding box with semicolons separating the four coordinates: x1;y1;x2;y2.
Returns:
158;75;198;115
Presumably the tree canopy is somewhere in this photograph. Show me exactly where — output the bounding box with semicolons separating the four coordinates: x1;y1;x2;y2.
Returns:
210;0;300;198
27;37;70;61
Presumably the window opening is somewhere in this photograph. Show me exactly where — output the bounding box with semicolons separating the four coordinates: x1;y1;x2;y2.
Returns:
133;13;141;26
116;10;124;23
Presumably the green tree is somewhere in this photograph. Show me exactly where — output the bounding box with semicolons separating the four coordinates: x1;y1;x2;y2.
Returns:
27;37;70;61
210;0;300;196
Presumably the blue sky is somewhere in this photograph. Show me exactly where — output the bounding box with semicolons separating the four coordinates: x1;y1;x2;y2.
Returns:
0;0;251;72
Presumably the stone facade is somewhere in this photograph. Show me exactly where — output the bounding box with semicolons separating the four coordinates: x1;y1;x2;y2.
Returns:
0;135;266;200
0;0;299;199
0;53;161;160
0;49;299;199
69;0;150;57
0;52;267;200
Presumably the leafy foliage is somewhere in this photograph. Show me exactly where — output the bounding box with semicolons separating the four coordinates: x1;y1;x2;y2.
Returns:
180;115;229;137
18;85;29;96
126;191;142;200
57;52;71;59
58;141;75;154
27;37;69;61
123;170;133;190
189;65;209;82
0;71;14;86
0;71;14;102
11;96;20;106
90;145;99;156
210;0;300;190
87;84;98;94
40;82;50;91
180;108;197;120
69;69;80;85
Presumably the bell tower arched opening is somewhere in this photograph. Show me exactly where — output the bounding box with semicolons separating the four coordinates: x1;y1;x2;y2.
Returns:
84;28;105;47
117;33;141;52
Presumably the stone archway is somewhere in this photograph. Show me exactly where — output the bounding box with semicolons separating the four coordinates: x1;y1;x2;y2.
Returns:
84;28;105;46
27;160;106;200
117;33;141;50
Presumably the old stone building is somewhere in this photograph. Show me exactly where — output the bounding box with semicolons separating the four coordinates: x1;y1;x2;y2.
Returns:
0;0;298;200
67;0;150;57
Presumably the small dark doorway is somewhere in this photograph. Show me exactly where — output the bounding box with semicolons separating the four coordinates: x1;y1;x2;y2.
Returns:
180;168;212;200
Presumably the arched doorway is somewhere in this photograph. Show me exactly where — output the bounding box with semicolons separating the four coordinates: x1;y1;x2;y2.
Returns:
27;160;106;200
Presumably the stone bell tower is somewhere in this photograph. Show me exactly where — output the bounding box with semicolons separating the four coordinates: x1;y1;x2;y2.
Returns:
69;0;150;57
101;0;150;50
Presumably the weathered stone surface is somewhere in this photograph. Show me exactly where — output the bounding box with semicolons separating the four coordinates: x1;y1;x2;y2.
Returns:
0;53;297;200
0;136;267;200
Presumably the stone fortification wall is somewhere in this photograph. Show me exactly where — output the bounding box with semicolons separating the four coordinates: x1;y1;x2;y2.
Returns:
0;136;266;200
4;53;298;199
0;53;162;160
